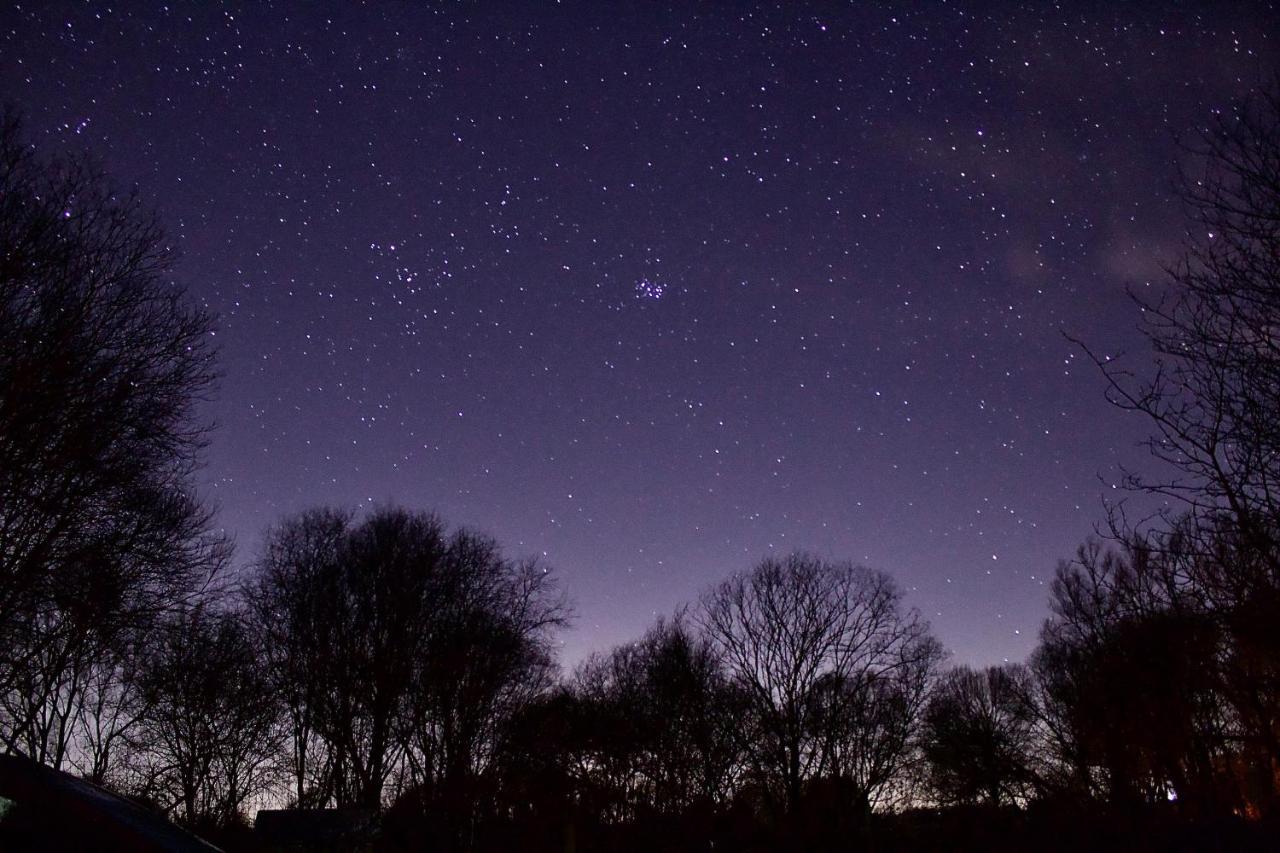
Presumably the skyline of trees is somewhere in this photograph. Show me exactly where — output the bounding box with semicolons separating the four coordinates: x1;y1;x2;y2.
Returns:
4;78;1280;850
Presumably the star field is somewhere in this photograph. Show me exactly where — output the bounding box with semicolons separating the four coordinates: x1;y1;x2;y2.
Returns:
2;1;1276;666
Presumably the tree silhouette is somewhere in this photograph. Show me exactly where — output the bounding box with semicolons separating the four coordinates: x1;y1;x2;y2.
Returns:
1089;90;1280;552
699;552;942;820
1072;86;1280;819
565;615;743;825
130;605;279;831
397;527;566;846
1031;540;1235;815
245;504;567;844
922;664;1040;808
244;508;348;808
0;110;223;770
250;508;447;809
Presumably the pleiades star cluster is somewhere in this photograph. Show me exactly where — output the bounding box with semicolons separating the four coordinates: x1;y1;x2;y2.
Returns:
2;1;1275;666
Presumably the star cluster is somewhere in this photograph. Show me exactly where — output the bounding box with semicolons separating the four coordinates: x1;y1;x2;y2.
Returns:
2;1;1275;666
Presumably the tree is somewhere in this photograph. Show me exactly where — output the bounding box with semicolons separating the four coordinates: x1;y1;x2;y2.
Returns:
698;552;942;818
564;615;743;826
244;508;348;808
0;110;223;768
1083;89;1280;578
398;527;566;846
271;508;448;809
922;665;1040;808
622;615;742;814
1080;86;1280;817
245;505;567;829
129;605;280;831
1031;540;1234;815
806;653;935;816
69;633;150;786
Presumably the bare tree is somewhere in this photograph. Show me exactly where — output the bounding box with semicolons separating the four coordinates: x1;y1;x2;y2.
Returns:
698;552;941;817
398;528;567;846
922;664;1040;808
1072;85;1280;818
244;508;349;807
246;505;568;829
1083;89;1280;568
0;110;223;766
1031;540;1235;815
129;605;280;831
69;635;150;786
564;615;743;826
807;649;936;816
309;508;446;809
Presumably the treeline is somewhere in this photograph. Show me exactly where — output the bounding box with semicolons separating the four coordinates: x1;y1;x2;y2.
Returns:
3;85;1280;851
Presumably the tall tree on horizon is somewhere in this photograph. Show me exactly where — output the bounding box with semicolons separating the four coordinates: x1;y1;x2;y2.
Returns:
699;552;942;820
245;504;568;831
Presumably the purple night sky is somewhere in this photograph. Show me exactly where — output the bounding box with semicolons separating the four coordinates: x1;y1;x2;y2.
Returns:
3;2;1276;668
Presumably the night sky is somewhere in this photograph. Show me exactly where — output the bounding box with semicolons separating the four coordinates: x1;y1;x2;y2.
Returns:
3;2;1276;668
